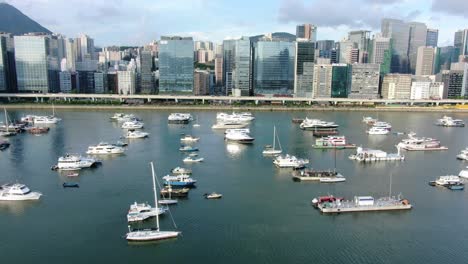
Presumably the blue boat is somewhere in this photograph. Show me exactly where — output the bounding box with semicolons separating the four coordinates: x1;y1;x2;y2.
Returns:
63;182;79;188
447;183;464;190
164;179;196;187
179;145;199;152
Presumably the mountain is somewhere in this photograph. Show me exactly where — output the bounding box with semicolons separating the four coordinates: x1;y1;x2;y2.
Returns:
249;32;297;43
0;3;51;35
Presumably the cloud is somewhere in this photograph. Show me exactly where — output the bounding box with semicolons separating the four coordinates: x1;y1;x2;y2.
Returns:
278;0;418;29
432;0;468;18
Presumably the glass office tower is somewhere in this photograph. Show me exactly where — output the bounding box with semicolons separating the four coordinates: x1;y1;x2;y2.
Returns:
159;36;194;93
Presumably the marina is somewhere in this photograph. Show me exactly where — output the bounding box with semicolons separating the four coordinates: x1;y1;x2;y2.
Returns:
1;109;467;263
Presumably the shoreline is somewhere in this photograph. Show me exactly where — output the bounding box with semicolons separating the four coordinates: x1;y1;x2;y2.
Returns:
1;103;468;113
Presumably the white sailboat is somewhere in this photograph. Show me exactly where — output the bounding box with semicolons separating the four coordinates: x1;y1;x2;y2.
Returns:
0;108;16;137
262;126;282;155
126;162;180;242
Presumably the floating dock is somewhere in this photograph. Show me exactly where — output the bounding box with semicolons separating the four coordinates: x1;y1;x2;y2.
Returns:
316;196;412;213
312;144;356;149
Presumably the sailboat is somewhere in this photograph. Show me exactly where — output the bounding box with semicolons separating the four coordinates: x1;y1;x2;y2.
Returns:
262;126;282;155
0;108;17;137
126;162;180;242
193;115;200;127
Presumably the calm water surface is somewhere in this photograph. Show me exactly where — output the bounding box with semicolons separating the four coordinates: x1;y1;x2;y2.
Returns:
1;109;468;264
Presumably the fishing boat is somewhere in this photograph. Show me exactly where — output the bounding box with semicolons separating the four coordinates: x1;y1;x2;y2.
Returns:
349;147;404;162
125;162;180;242
170;167;192;175
456;148;468;161
126;202;167;222
312;136;356;149
435;116;465;127
273;154;309;168
263;126;282;155
397;133;447;151
204;192;222;199
62;182;79;188
179;145;199;152
0;183;42;201
180;135;200;143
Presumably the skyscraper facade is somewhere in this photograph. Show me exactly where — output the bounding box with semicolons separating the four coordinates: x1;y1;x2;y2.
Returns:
312;64;332;98
0;37;7;91
233;37;252;96
222;39;235;95
408;22;428;74
381;18;410;73
426;28;439;47
294;40;315;97
454;29;468;58
381;74;412;99
348;63;380;99
139;50;155;94
348;30;370;62
338;40;357;64
436;46;457;73
331;64;349;98
253;40;295;95
77;34;95;61
296;24;317;42
159;36;194;93
415;46;437;76
441;70;464;98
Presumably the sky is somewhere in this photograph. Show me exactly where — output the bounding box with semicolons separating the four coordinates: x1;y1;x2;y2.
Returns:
5;0;468;47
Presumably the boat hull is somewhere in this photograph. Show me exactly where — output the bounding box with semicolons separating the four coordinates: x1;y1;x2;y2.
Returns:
0;192;42;201
126;230;180;242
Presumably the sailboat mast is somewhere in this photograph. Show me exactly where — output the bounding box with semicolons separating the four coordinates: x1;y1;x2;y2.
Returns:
150;162;160;231
4;108;9;133
273;126;276;149
389;173;393;198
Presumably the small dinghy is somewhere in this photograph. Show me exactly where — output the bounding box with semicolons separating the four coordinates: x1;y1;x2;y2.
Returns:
204;192;222;199
63;182;79;188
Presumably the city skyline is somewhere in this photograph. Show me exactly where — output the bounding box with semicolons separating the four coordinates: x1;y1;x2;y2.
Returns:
4;0;468;46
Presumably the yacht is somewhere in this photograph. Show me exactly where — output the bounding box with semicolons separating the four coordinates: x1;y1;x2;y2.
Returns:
217;112;255;123
263;126;282;155
397;133;447;151
362;116;377;124
459;167;468;179
127;202;167;222
168;113;192;124
110;113;125;121
299;118;339;131
456;148;468;161
55;154;98;170
434;175;462;186
163;175;197;187
171;167;192;175
436;116;465;127
212;122;249;130
122;121;144;129
183;155;204;163
273;154;309;168
86;142;125;155
125;130;149;139
180;135;200;142
225;130;254;143
367;126;390;135
0;183;42;201
372;121;392;130
33;115;61;124
225;128;250;134
179;145;199;152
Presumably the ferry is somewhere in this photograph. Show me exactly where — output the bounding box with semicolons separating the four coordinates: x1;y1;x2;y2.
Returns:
312;194;412;213
397;133;447;151
435;116;465;127
312;136;356;149
349;147;404;162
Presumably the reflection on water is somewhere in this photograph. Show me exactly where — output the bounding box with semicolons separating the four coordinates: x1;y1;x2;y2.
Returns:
225;143;248;158
0;201;40;216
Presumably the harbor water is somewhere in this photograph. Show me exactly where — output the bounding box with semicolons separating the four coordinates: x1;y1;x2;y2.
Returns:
1;109;468;264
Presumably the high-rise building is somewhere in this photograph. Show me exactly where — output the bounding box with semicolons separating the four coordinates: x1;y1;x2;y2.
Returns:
78;71;95;93
454;29;468;58
194;69;210;95
294;40;315;97
415;46;437;76
232;37;252;96
450;62;468;97
94;72;108;94
369;35;391;75
59;71;72;93
381;18;410;73
348;30;370;62
312;64;333;98
295;62;314;97
408;22;428;73
436;46;457;73
381;74;412;99
411;75;444;99
338;40;357;64
76;34;95;61
222;39;235;95
214;55;223;88
14;34;59;93
426;29;439;47
316;40;335;51
296;24;317;42
65;38;77;72
253;40;295;95
117;70;136;94
440;70;464;98
348;63;380;99
139;50;155;94
159;36;194;93
331;64;349;98
0;36;7;92
0;33;16;92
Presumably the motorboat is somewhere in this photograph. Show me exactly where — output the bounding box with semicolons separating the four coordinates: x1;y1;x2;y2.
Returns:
436;116;465;127
372;121;392;130
179;145;199;152
125;130;149;139
224;130;254;143
54;154;98;170
86;142;125;155
168;113;192;124
434;175;463;186
115;141;128;147
349;147;404;162
212;122;249;130
180;135;200;142
362;116;377;124
263;126;282;155
458;167;468;179
299;118;339;131
293;169;346;183
163;175;197;187
127;202;167;222
217;112;255;123
183;156;204;163
0;140;10;151
397;133;447;151
63;182;79;188
126;162;180;242
312;136;356;149
204;192;222;199
273;154;309;168
110;113;125;121
0;183;42;201
170;167;192;175
456;148;468;161
33;115;61;124
367;126;390;135
122;121;144;129
224;128;250;134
